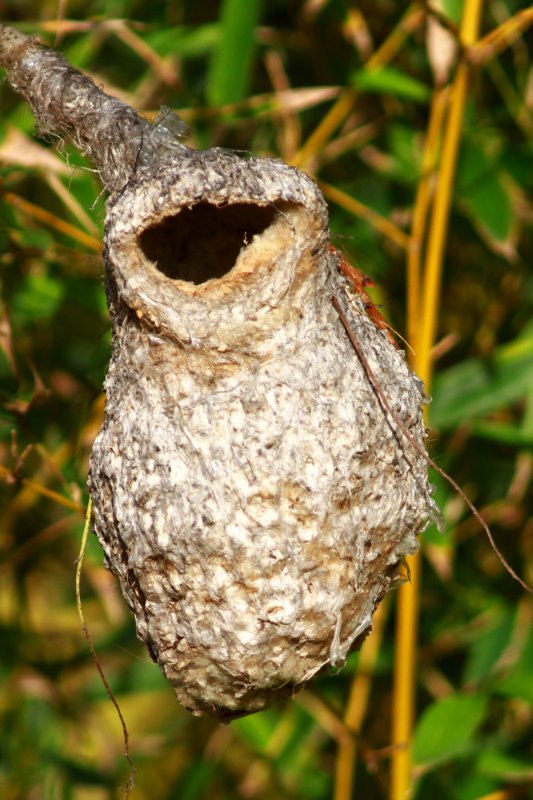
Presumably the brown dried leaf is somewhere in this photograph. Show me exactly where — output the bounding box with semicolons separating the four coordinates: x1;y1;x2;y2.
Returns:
0;125;69;174
427;13;457;87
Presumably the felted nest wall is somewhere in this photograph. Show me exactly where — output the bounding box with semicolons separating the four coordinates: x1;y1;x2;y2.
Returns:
89;148;437;719
0;23;439;721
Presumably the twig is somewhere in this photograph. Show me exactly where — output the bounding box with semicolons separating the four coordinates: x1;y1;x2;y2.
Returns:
76;497;136;796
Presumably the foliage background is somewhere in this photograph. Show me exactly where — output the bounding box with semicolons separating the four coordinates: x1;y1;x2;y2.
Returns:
1;1;532;799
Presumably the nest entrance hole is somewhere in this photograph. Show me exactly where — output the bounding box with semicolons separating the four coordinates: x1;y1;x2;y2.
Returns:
139;201;282;284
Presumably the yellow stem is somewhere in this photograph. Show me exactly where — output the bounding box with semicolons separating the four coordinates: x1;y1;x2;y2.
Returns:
75;495;136;795
292;4;423;170
407;86;449;356
334;599;390;800
468;7;533;66
0;464;84;513
391;2;484;799
291;90;356;169
367;6;424;70
320;181;409;250
418;0;484;389
296;692;352;746
416;66;470;386
75;496;93;626
390;555;421;800
19;478;84;512
5;192;102;252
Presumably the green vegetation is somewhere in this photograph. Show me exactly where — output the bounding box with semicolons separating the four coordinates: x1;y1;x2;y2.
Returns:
1;2;532;799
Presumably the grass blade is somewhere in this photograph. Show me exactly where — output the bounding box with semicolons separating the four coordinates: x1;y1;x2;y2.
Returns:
206;0;261;107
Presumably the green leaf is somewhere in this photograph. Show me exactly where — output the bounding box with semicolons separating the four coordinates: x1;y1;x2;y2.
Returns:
456;135;512;243
440;0;464;23
207;0;261;106
232;708;279;750
147;25;219;58
522;383;533;436
64;31;102;70
12;273;65;320
430;327;533;429
495;670;533;705
351;66;430;103
387;124;421;183
469;420;533;446
462;607;515;685
457;137;497;188
275;706;317;767
462;170;513;243
178;759;218;800
476;748;533;781
448;772;500;800
17;227;53;250
501;142;533;190
413;693;489;766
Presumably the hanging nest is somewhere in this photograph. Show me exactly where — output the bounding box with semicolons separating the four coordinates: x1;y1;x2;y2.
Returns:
0;23;439;720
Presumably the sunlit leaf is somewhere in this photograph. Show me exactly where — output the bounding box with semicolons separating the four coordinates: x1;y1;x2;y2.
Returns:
440;0;464;23
427;14;456;86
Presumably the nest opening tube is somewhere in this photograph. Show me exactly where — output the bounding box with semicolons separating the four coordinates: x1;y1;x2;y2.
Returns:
138;201;286;284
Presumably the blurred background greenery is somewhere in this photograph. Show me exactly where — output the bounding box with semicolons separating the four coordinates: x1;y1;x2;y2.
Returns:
0;1;532;799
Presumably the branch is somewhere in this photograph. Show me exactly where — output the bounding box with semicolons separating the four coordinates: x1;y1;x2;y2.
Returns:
0;23;151;190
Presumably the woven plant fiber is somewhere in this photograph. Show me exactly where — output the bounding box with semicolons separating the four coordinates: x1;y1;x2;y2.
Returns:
0;24;438;719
